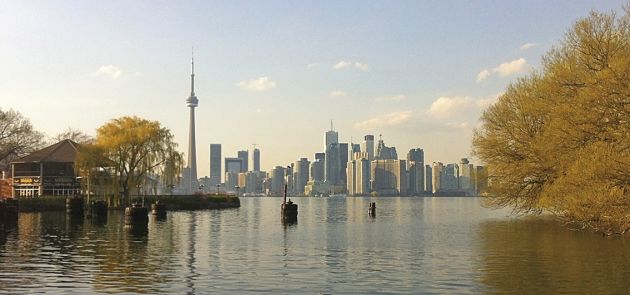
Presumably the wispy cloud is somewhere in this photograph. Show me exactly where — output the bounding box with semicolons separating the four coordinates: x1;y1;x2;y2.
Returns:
330;90;347;97
520;42;537;50
236;76;277;92
476;58;530;82
374;95;406;102
354;111;412;130
333;60;369;71
95;65;122;79
307;63;319;69
427;93;502;118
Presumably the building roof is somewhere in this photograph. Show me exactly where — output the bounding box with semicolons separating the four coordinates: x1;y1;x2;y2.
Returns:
13;139;80;163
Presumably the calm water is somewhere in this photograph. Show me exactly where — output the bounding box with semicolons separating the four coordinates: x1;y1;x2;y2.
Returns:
0;197;629;294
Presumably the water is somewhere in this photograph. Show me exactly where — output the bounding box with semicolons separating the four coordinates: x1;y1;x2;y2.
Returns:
1;197;629;294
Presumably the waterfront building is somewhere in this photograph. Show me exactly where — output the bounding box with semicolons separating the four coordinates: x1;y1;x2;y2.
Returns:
244;171;265;194
270;166;285;195
361;135;375;161
293;158;310;194
424;164;433;194
432;162;443;193
225;172;239;193
375;135;397;160
238;150;248;172
253;148;260;172
324;123;341;185
182;56;199;194
458;158;475;195
371;159;407;196
209;144;221;186
339;143;348;188
347;157;370;195
407;148;425;195
11;139;81;198
225;157;243;175
443;163;459;191
310;159;325;182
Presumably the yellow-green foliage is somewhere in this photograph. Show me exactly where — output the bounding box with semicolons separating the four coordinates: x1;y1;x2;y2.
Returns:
473;8;630;234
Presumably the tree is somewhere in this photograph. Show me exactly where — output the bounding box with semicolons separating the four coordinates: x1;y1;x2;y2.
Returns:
0;108;45;174
473;7;630;234
78;116;183;206
52;127;94;144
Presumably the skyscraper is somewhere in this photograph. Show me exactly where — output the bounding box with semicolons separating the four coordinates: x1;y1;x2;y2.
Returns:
253;148;260;171
209;144;221;186
361;135;375;161
339;143;348;187
407;148;425;195
183;55;199;194
324;121;340;185
237;150;248;172
375;135;398;160
293;158;310;194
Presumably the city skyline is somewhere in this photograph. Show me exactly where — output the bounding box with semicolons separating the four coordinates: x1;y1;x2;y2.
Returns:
2;1;625;176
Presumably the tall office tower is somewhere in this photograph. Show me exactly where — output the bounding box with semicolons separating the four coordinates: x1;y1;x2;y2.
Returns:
407;148;425;195
315;152;325;163
371;159;407;196
432;162;444;193
225;157;243;192
253;148;260;171
324;122;340;185
209;144;221;186
424;164;433;194
350;143;360;156
443;163;459;191
458;158;474;195
375;135;398;160
271;166;285;195
293;158;310;194
310;159;325;181
361;135;375;160
182;55;199;194
407;148;424;163
347;158;370;195
339;143;348;187
237;150;249;172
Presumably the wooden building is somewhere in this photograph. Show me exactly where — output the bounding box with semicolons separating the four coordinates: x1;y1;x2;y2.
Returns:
11;140;81;198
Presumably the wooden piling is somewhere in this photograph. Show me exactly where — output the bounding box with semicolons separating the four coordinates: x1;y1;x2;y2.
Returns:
65;196;85;216
89;200;108;221
151;201;167;219
281;184;298;223
125;203;149;226
368;202;376;217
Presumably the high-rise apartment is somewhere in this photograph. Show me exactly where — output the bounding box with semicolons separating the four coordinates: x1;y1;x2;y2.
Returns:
209;144;221;186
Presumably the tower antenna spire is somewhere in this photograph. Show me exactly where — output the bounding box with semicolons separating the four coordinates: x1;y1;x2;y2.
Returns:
330;120;333;131
190;47;195;96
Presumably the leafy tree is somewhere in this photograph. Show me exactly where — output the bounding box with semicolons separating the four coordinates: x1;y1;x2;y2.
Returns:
473;7;630;234
78;116;183;206
0;108;45;174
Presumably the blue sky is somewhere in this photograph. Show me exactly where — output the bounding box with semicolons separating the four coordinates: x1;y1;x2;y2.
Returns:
1;1;625;175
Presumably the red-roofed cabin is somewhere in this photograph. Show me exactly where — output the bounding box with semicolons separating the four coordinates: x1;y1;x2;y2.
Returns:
11;139;81;198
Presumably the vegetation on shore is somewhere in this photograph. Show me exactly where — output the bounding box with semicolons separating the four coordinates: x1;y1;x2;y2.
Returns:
473;6;630;235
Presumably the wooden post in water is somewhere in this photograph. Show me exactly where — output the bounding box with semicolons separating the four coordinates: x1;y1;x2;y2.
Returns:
368;202;376;217
125;202;149;227
281;184;298;223
89;200;108;222
65;196;84;217
151;200;167;220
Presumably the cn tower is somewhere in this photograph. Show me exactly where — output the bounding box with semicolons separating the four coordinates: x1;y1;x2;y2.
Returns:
185;55;198;193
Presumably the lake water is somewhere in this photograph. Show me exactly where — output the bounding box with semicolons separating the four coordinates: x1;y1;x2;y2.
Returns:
1;197;629;294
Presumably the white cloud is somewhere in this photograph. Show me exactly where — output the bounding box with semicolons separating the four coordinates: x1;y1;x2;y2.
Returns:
374;95;406;102
236;76;277;92
330;90;347;97
476;69;490;82
333;60;369;71
307;63;319;69
354;111;412;130
95;65;122;79
520;42;537;50
428;96;473;118
354;62;369;71
476;58;530;82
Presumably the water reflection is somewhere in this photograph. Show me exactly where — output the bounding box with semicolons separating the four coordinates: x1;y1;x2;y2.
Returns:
476;217;630;294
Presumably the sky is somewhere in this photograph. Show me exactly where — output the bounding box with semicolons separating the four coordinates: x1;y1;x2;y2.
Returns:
1;0;626;176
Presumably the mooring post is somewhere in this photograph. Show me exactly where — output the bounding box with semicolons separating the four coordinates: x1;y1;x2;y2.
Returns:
368;202;376;217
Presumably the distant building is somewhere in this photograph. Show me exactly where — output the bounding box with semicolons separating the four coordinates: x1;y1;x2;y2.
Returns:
338;143;348;187
375;135;397;160
293;158;310;194
209;144;221;186
347;157;370;195
237;150;248;172
253;148;260;172
458;158;475;195
371;159;407;196
424;164;433;193
324;123;341;185
407;148;425;195
361;135;375;161
310;159;325;182
432;162;443;193
270;166;285;195
225;157;243;174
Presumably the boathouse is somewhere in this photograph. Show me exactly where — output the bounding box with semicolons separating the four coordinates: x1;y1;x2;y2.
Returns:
11;139;81;198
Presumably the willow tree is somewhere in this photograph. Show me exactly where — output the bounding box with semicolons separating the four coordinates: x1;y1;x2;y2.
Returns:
81;116;183;206
474;8;630;234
